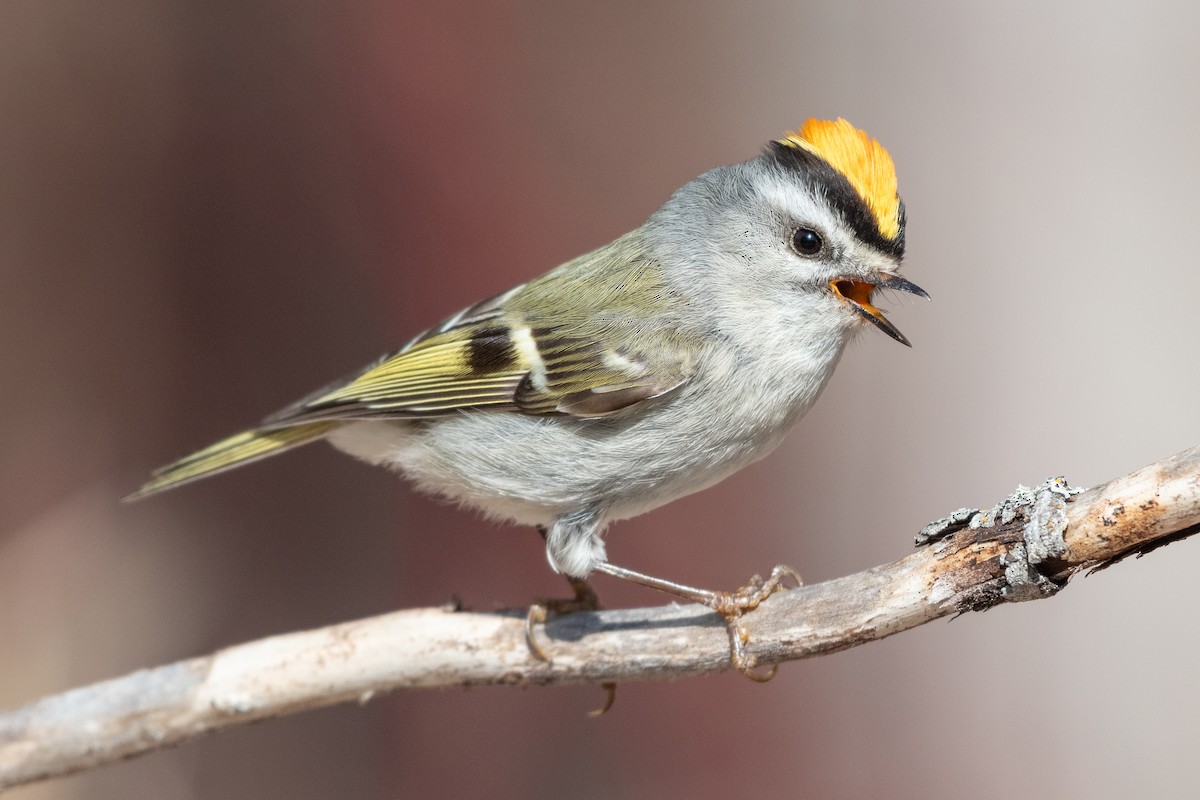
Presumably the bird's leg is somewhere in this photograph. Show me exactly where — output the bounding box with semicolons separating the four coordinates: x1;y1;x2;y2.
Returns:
525;526;603;662
593;561;802;681
525;527;617;715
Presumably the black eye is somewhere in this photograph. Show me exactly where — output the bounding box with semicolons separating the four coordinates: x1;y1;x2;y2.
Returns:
791;227;823;256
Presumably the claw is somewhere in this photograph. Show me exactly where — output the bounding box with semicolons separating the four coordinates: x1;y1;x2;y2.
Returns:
743;664;779;682
587;682;618;717
523;574;602;664
727;565;803;611
726;616;778;681
525;604;551;662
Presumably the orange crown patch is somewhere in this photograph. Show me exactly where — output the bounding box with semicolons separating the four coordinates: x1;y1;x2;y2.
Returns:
778;118;901;241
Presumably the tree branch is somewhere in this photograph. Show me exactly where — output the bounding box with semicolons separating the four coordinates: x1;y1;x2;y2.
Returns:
3;445;1199;790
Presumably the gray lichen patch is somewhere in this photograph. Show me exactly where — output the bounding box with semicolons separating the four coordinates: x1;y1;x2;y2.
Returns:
917;477;1085;603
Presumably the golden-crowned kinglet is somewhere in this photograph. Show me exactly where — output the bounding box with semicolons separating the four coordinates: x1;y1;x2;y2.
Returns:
132;118;927;676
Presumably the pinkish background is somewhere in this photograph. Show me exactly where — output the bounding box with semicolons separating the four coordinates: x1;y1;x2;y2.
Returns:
4;2;1200;798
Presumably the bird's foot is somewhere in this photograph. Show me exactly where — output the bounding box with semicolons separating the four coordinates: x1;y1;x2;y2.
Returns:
524;575;601;662
710;565;803;681
525;576;616;715
593;561;802;681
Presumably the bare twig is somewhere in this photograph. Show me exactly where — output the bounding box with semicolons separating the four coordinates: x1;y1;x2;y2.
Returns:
2;445;1198;790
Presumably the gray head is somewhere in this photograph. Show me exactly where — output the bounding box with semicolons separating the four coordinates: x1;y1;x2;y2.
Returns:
646;118;927;349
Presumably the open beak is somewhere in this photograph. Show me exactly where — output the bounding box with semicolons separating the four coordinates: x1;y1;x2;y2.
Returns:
829;273;930;347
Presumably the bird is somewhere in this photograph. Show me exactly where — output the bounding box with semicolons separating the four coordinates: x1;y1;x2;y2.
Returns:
130;117;927;678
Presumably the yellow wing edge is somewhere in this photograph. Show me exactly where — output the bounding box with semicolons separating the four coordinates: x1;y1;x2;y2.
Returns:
125;421;338;501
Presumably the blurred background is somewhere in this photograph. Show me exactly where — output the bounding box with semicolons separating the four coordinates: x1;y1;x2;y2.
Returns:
3;1;1200;797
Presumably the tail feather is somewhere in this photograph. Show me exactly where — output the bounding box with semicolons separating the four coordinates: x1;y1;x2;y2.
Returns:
126;421;338;501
